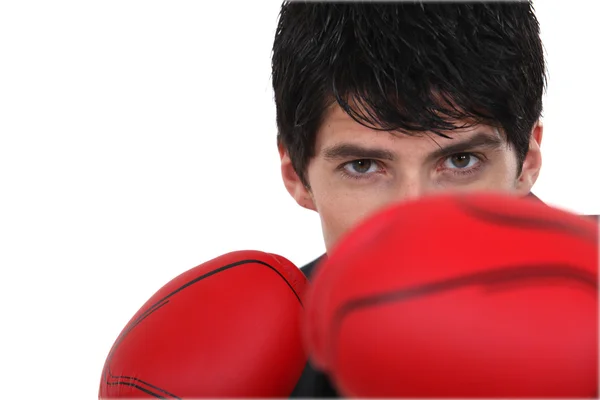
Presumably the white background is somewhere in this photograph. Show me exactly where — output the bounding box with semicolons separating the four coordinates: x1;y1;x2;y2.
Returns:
0;1;598;398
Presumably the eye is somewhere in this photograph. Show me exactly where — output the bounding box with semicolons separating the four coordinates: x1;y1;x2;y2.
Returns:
343;159;379;175
444;153;479;169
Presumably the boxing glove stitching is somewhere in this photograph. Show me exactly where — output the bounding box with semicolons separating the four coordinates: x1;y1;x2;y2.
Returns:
104;300;179;398
104;378;179;399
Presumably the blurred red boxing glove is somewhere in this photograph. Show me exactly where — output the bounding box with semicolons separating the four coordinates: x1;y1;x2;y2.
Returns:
99;250;309;398
304;192;598;397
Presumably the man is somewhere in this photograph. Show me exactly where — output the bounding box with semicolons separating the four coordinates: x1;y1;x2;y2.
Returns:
99;3;597;397
271;1;546;396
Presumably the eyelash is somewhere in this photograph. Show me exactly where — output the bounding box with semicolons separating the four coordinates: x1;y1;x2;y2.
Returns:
338;153;485;181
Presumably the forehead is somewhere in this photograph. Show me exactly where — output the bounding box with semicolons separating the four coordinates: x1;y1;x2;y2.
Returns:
315;102;504;153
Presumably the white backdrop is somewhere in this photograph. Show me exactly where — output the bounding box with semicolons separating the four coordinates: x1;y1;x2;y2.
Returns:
0;1;598;398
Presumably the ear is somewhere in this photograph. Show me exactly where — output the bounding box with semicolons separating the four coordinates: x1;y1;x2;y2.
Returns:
278;143;317;211
516;120;543;194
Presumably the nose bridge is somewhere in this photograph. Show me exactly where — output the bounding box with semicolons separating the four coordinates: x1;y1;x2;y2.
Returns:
399;181;424;201
394;170;429;202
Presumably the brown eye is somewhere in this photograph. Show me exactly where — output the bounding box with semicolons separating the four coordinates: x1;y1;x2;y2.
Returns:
450;154;472;168
350;159;374;173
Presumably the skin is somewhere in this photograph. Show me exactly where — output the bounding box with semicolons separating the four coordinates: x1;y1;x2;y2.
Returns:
280;103;543;253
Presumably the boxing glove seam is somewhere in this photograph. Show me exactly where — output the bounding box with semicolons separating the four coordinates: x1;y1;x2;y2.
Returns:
455;195;598;243
327;262;597;371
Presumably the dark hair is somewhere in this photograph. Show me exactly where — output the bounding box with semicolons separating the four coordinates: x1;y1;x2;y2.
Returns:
272;2;546;187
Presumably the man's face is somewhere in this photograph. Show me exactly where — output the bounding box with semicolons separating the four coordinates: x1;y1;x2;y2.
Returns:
280;103;543;252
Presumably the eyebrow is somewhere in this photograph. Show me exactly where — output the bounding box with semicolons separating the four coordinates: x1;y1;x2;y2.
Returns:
426;131;505;162
321;131;505;162
322;143;396;161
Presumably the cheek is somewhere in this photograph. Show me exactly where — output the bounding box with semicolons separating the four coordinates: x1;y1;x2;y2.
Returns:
312;188;389;251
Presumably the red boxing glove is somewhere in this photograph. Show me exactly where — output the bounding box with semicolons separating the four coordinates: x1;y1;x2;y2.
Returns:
99;250;309;398
305;193;598;397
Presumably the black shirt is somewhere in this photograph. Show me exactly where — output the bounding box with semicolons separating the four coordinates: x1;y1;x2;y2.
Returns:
290;256;340;398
